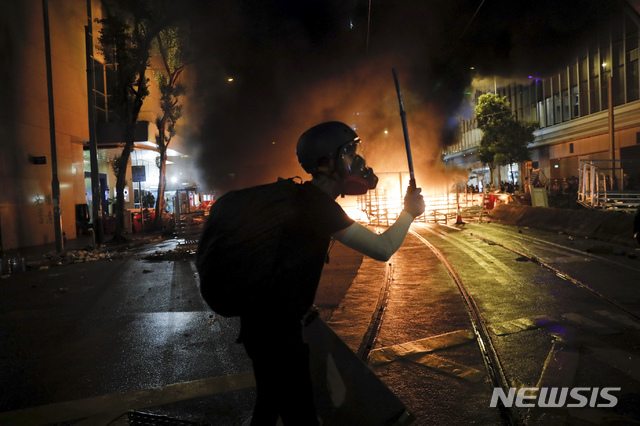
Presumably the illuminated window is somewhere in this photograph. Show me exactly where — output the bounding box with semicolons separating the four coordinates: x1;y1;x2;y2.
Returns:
92;60;117;123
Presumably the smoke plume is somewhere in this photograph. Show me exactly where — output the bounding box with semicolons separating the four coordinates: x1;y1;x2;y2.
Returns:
183;0;616;195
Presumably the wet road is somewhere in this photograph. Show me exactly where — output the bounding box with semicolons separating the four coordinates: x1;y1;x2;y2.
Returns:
366;221;640;425
0;221;639;425
0;240;254;425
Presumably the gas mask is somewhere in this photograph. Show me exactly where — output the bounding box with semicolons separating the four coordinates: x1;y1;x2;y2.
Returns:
335;140;378;196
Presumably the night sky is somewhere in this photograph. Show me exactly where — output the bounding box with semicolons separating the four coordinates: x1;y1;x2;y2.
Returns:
182;0;616;194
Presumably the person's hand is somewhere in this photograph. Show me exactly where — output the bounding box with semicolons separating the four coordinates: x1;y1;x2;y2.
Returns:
302;305;319;327
403;187;425;218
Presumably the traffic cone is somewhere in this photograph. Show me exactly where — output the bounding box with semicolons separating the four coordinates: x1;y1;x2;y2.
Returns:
455;205;465;225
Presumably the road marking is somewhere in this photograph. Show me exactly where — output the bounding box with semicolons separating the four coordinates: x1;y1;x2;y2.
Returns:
368;329;475;365
489;316;558;336
416;226;518;286
0;371;255;425
561;313;621;335
409;353;485;382
535;341;580;388
521;341;581;424
595;310;640;330
189;259;198;276
368;330;483;381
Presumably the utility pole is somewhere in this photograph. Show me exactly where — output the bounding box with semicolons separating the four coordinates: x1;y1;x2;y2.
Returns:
42;0;64;253
85;0;104;245
608;75;616;190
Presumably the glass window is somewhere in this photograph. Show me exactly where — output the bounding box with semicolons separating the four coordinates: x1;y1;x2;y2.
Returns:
93;59;105;94
92;59;107;123
628;55;639;102
96;109;107;124
570;62;579;118
523;84;532;122
612;39;624;105
578;54;589;115
546;96;554;126
570;62;578;87
626;15;638;50
626;16;639;102
537;101;546;128
553;76;562;124
601;44;611;110
105;64;118;122
560;71;569;121
533;81;541;122
554;93;562;124
589;46;601;113
95;93;106;111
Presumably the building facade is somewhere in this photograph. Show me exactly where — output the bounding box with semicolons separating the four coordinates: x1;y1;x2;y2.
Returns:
0;0;186;252
444;1;640;196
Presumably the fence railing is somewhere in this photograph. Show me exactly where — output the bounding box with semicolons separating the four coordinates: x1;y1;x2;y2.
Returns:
578;159;640;212
357;189;485;226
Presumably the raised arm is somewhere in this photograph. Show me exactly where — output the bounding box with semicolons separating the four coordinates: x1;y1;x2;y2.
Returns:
332;188;425;261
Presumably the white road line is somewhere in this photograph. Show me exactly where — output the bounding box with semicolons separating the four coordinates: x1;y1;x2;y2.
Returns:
414;225;517;286
0;371;255;425
535;341;580;388
561;313;621;335
595;310;640;330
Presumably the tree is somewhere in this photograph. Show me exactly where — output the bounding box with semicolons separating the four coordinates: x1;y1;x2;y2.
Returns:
97;0;175;241
474;93;538;186
153;27;186;228
494;117;538;183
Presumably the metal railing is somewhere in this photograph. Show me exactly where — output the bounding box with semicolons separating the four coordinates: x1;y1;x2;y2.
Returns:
172;188;205;245
578;159;640;212
357;188;485;226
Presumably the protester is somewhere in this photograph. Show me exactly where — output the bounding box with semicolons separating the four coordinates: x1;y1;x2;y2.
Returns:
238;121;425;425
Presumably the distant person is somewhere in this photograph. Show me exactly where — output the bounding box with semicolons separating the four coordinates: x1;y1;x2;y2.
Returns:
236;121;425;425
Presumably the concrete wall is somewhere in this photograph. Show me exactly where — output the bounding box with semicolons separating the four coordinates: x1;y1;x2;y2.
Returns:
0;0;92;249
487;204;638;248
0;0;169;250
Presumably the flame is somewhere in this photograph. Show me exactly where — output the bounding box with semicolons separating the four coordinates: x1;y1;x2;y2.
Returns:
352;172;485;226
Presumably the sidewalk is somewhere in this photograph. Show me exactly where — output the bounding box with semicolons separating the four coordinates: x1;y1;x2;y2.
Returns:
1;230;170;276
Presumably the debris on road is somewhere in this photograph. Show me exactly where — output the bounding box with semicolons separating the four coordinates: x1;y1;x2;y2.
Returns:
141;246;197;262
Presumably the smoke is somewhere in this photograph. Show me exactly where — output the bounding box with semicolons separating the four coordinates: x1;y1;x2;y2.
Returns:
272;59;470;193
183;0;615;195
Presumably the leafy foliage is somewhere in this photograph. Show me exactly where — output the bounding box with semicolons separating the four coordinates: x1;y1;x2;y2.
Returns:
96;0;178;240
474;93;538;181
152;25;187;226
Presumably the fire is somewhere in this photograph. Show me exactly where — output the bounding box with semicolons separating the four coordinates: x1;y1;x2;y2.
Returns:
342;171;485;226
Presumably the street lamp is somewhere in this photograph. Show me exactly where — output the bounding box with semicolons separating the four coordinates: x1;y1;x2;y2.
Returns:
602;62;616;190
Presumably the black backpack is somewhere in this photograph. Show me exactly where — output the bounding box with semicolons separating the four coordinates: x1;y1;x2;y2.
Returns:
196;178;301;317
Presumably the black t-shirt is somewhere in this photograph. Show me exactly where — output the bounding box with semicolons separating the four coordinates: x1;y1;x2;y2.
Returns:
272;181;354;317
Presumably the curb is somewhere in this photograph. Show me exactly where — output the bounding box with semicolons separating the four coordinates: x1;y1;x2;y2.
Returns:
487;204;637;247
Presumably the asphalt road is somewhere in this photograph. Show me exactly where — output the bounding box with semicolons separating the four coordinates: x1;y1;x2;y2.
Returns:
365;221;640;425
1;220;639;425
0;239;254;425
